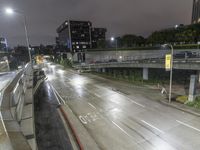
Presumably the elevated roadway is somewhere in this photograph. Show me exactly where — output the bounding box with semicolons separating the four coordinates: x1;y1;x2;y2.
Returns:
76;58;200;71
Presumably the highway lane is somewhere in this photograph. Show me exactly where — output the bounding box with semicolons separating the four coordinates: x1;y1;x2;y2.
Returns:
45;63;200;150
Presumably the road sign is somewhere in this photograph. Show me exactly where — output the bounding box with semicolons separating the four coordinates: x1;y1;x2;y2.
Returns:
165;54;171;71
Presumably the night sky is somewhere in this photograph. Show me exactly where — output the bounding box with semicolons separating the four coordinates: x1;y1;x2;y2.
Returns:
0;0;193;47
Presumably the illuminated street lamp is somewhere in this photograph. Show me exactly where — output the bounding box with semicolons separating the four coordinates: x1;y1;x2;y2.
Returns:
5;8;14;15
162;44;174;103
110;37;118;59
4;7;32;65
111;37;115;42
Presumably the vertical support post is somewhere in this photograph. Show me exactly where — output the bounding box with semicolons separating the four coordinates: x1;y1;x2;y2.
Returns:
188;75;197;102
143;68;149;80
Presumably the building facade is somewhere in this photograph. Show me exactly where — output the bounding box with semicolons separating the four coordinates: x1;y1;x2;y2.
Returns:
192;0;200;24
0;37;8;52
91;28;107;48
57;20;107;62
57;20;92;62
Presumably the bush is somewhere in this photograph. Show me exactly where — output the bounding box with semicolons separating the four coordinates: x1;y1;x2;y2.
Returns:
186;97;200;109
176;96;188;104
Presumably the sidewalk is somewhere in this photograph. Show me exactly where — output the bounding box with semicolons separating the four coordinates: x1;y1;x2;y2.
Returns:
95;72;200;117
160;99;200;117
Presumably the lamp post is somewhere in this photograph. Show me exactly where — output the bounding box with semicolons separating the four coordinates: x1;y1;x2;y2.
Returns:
4;7;32;65
163;44;174;103
111;37;118;59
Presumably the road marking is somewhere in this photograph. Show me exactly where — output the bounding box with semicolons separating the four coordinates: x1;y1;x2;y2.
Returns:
79;116;87;124
112;121;132;138
141;120;165;134
176;120;200;133
49;83;66;105
124;96;145;108
88;102;96;109
130;100;145;108
79;112;101;125
83;87;101;98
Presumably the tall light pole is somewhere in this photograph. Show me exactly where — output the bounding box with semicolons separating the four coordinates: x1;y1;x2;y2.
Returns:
4;7;32;65
163;44;174;103
111;37;118;59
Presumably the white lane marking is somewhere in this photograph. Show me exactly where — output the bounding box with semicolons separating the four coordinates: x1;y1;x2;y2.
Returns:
49;83;66;105
88;102;96;109
130;99;145;108
176;120;200;133
112;121;132;138
94;93;101;98
141;120;165;134
83;87;101;98
79;116;88;124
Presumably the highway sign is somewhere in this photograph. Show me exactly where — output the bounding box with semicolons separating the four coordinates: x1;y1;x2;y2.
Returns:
165;54;171;71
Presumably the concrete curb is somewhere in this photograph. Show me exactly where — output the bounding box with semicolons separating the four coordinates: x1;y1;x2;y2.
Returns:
160;100;200;117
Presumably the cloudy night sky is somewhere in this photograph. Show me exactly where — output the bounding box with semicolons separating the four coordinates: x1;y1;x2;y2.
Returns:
0;0;193;47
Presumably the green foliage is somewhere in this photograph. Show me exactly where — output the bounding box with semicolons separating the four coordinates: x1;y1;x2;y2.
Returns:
147;24;200;45
97;40;106;48
186;97;200;109
60;58;72;68
176;96;188;104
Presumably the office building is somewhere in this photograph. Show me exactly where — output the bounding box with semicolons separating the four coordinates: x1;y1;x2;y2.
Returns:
91;28;107;48
0;37;8;52
57;20;92;62
192;0;200;24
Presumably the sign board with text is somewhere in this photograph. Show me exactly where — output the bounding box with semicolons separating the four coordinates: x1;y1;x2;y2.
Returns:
165;54;172;71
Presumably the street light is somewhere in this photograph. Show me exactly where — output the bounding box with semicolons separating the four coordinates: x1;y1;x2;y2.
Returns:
5;8;14;15
4;7;32;65
162;44;174;103
110;37;118;59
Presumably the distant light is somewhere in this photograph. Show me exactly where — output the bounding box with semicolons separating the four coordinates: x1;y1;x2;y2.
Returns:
119;56;122;59
111;37;115;41
5;7;14;15
175;25;179;28
58;69;64;74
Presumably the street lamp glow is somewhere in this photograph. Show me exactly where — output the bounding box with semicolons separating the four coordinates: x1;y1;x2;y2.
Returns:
5;7;14;15
111;37;115;41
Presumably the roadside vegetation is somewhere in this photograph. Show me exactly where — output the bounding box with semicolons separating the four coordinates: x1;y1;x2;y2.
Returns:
186;97;200;109
53;56;73;68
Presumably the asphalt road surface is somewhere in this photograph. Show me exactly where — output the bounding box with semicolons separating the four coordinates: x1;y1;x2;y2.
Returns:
44;62;200;150
34;82;73;150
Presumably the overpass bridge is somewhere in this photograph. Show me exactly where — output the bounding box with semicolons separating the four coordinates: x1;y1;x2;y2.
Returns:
77;58;200;71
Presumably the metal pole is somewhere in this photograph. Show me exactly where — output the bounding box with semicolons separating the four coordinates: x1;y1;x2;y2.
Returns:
116;39;118;59
169;44;174;103
23;15;32;65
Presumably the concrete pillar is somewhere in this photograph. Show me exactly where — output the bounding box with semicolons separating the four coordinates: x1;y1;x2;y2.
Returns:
102;68;105;73
143;68;149;80
197;71;200;83
113;70;117;78
188;75;197;102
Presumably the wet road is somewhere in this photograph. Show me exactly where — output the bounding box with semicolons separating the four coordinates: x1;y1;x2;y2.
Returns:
45;63;200;150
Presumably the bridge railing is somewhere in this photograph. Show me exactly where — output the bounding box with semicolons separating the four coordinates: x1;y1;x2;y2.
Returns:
0;63;35;150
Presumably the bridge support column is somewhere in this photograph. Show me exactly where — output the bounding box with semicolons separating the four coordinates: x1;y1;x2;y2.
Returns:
143;68;149;80
188;75;197;102
197;71;200;83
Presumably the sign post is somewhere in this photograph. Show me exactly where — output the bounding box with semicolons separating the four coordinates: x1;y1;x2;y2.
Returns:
163;44;174;103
